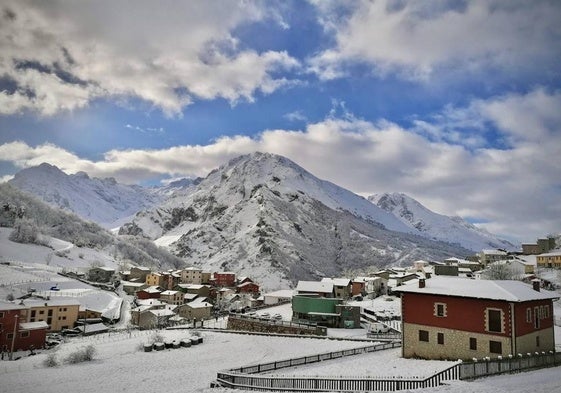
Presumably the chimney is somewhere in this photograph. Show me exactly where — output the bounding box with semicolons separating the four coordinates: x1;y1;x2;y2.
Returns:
419;278;426;288
532;279;540;292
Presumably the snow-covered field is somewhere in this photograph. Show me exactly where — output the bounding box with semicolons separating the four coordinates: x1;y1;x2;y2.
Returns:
1;329;560;393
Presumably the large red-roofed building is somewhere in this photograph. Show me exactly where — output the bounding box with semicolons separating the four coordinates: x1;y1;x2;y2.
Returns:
393;277;558;360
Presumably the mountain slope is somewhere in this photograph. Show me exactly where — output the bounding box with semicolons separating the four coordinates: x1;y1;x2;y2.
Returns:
0;182;185;270
8;163;166;228
369;192;516;252
121;152;472;289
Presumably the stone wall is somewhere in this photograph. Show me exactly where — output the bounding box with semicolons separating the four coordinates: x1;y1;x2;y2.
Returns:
227;316;324;336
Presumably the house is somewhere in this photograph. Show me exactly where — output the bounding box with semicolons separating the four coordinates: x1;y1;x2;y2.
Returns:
177;300;213;321
321;278;351;299
352;276;386;297
263;289;294;305
479;249;513;266
175;284;211;298
522;237;556;255
135;286;163;300
145;272;165;287
23;299;80;332
163;271;182;290
296;281;333;297
87;266;116;283
537;250;561;269
129;266;151;282
213;272;236;287
135;308;176;329
0;302;48;354
291;296;361;328
121;281;148;295
181;267;203;284
393;276;559;360
236;281;260;294
160;290;184;306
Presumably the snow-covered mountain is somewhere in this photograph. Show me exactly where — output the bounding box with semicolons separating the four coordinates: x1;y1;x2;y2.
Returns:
121;152;472;289
8;163;194;229
369;192;516;252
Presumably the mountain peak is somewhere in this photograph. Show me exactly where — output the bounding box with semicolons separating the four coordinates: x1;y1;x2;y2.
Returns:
369;192;515;251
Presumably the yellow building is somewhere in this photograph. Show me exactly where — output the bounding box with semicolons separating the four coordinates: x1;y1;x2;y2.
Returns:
23;299;80;332
537;251;561;268
145;272;165;287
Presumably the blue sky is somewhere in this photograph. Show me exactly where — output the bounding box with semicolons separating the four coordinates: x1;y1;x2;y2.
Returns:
1;0;560;242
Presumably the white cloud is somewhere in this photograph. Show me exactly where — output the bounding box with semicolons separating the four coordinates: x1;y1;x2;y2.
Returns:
0;1;299;116
1;89;560;241
308;0;561;81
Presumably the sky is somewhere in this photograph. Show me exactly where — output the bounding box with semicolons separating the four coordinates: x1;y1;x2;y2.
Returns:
0;0;560;243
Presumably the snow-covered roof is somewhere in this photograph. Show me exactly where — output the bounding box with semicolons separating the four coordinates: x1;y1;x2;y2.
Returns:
183;267;202;271
90;266;115;272
393;276;559;302
122;281;147;288
237;281;258;288
263;289;294;298
0;301;27;311
183;293;198;300
23;299;81;307
142;286;163;293
135;299;164;307
20;321;48;330
481;249;507;255
131;266;151;271
538;250;561;257
178;284;207;290
186;301;212;309
321;277;351;287
296;281;333;294
149;309;176;317
160;290;180;296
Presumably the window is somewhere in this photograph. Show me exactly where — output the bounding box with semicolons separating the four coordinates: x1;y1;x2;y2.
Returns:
486;309;503;333
526;308;532;323
469;337;477;350
0;312;4;318
437;332;444;345
7;333;13;339
20;331;29;338
31;310;36;318
534;307;540;329
489;341;502;354
47;309;53;316
419;330;429;342
545;305;550;318
434;303;447;317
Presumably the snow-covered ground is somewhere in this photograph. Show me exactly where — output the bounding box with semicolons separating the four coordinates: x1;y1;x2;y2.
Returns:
1;329;560;393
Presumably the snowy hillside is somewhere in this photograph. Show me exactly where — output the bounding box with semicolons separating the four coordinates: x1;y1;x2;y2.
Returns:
369;193;516;252
8;163;165;228
122;153;472;289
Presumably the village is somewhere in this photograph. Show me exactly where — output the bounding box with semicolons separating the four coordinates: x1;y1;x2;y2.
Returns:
1;235;560;391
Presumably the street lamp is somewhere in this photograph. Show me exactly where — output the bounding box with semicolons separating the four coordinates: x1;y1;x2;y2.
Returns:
9;314;18;360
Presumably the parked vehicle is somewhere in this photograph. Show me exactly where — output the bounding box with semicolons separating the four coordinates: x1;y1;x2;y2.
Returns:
368;322;390;334
272;313;283;320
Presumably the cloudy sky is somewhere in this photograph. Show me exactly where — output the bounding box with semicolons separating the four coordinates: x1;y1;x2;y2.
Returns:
1;0;560;243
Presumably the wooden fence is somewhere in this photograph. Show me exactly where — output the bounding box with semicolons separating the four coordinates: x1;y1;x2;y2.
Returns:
459;351;561;379
215;346;561;392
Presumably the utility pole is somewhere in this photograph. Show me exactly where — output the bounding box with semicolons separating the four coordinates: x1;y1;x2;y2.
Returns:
9;314;18;360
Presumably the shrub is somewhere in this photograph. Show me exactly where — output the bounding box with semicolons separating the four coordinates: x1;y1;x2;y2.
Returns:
65;345;97;364
43;353;59;367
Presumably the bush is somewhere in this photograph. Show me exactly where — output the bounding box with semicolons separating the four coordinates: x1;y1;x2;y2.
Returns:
65;345;97;364
43;353;59;367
